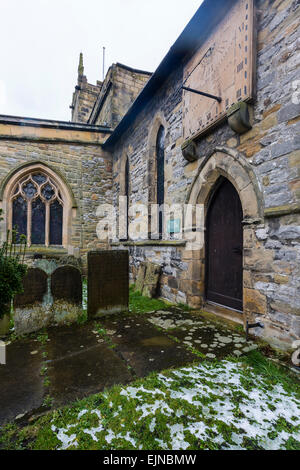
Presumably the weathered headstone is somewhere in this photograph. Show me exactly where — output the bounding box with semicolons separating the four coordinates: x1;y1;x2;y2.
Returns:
88;250;129;318
51;266;82;324
142;262;161;298
135;262;147;292
134;262;161;298
14;268;48;308
51;266;82;304
14;268;50;335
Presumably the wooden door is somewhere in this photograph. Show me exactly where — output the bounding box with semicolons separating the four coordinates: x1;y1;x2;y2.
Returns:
205;178;243;311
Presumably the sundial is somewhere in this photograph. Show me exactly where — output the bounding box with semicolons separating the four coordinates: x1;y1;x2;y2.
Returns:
182;0;255;142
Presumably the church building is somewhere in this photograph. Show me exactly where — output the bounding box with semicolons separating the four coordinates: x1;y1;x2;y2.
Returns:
0;0;299;349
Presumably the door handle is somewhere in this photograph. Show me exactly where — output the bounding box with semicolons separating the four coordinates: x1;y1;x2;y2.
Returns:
233;247;242;255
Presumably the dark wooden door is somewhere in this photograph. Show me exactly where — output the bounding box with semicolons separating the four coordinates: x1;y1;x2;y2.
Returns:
206;178;243;311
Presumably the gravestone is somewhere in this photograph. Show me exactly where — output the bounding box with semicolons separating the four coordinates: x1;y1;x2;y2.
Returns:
135;262;147;292
14;268;48;308
135;262;161;298
51;266;82;324
51;266;82;304
14;268;50;335
88;250;129;318
142;262;161;298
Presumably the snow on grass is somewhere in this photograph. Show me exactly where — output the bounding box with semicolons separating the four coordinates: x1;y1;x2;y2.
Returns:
47;359;300;451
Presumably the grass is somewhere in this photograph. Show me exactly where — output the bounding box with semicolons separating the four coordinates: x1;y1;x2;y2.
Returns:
129;286;170;315
0;351;299;451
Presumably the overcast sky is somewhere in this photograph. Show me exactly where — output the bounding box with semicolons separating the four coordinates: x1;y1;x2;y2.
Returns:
0;0;202;122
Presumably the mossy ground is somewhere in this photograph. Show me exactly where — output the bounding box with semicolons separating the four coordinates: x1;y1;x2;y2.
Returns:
1;285;299;451
128;286;171;315
0;351;299;451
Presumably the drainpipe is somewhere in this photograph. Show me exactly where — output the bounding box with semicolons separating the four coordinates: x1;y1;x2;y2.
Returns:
246;320;264;342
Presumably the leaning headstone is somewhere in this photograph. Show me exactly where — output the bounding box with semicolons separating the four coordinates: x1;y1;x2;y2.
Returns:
14;268;50;335
142;262;161;298
135;262;147;293
51;266;82;324
88;250;129;318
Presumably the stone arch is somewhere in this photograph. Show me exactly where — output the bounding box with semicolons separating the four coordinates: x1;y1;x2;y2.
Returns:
0;161;77;207
0;161;76;248
183;147;264;319
186;146;263;222
147;112;168;204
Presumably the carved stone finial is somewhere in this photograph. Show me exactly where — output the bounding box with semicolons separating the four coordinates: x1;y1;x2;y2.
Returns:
78;52;84;76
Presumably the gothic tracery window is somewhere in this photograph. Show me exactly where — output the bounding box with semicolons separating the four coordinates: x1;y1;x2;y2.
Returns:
11;172;63;246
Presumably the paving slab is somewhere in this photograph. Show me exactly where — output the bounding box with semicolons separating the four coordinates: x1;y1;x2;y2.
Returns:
100;315;198;378
46;323;100;361
46;325;133;407
0;339;44;425
0;308;259;426
147;309;258;359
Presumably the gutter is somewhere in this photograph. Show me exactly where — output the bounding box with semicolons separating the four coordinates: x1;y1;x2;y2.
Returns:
0;114;112;134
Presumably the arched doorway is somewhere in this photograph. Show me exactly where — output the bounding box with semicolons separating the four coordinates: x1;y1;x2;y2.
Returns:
205;177;243;312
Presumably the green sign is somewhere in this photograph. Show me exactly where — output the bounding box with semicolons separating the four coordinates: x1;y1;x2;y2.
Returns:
167;218;181;234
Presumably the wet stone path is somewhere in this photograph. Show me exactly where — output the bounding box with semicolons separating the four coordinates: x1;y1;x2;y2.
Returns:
0;308;258;426
147;309;258;360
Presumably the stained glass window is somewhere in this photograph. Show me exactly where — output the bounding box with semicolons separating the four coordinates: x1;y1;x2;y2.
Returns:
31;198;46;245
12;196;27;242
10;172;64;247
50;200;63;245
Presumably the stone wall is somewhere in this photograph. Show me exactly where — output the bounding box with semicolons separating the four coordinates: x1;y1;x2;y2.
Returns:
110;0;300;348
0;120;113;268
90;63;152;128
71;53;102;124
71;75;102;124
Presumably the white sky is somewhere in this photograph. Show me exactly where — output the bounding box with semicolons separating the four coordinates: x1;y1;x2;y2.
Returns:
0;0;202;122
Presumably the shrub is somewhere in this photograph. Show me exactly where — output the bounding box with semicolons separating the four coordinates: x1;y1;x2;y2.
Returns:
0;209;27;318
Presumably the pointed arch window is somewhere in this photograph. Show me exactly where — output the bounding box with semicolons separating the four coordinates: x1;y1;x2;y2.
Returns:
125;157;130;241
156;125;165;239
11;172;63;246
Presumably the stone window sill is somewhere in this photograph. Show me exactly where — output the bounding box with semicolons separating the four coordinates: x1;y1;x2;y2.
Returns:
25;246;68;256
111;240;187;247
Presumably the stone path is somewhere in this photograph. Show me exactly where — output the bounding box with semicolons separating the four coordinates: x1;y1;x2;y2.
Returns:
147;309;258;360
0;308;258;426
0;338;44;425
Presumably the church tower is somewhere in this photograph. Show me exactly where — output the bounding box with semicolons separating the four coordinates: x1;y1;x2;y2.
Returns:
70;53;102;123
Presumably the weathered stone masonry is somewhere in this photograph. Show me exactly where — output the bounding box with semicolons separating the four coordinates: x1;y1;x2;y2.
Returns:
0;0;299;349
0;117;113;266
107;0;300;348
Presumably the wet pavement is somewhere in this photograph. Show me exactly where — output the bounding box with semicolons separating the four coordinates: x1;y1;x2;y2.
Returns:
46;324;133;407
99;315;197;378
0;338;44;425
147;309;258;360
0;308;258;426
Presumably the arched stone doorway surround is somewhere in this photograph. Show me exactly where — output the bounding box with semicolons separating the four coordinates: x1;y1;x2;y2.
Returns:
183;146;264;325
